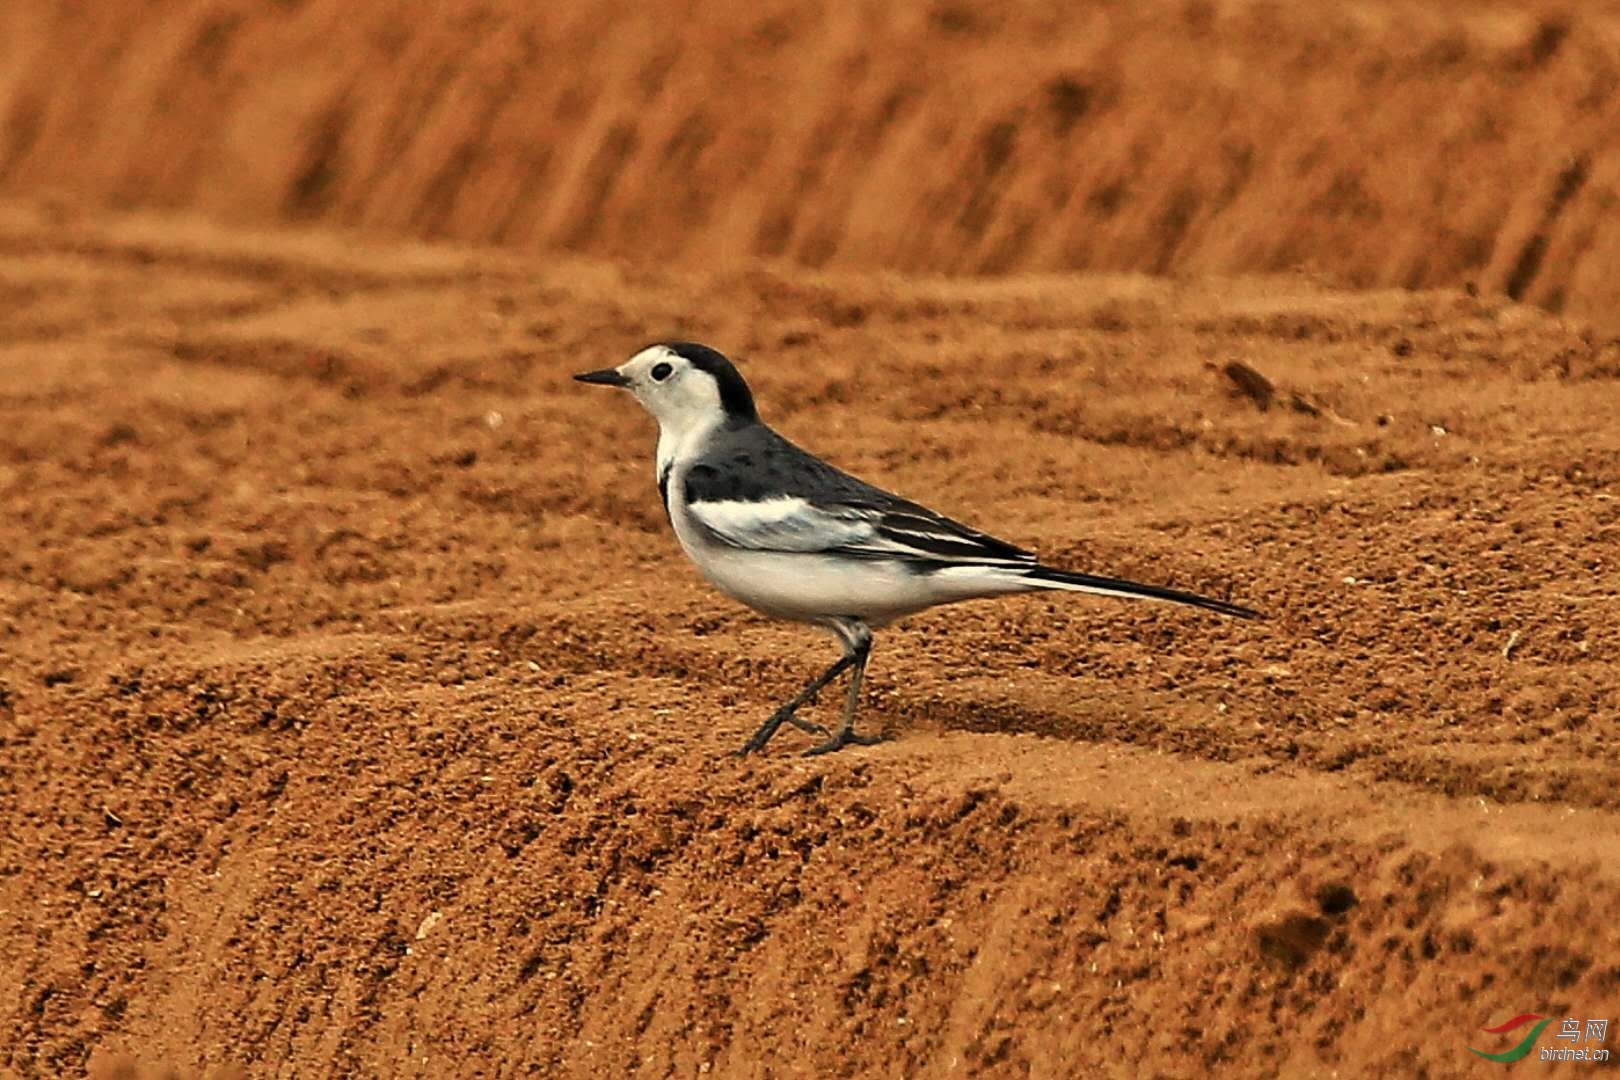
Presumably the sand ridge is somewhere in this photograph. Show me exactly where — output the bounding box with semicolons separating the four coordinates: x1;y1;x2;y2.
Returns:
8;2;1620;328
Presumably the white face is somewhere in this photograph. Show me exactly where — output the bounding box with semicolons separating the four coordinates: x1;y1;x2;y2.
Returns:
611;345;724;434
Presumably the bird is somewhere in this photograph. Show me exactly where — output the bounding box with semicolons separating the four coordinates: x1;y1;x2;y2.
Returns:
574;342;1258;756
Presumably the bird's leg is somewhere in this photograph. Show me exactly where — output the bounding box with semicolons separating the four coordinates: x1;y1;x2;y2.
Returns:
736;653;853;756
803;634;883;756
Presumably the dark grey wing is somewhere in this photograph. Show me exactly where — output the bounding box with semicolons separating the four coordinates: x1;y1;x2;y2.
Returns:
683;423;1036;565
854;499;1037;565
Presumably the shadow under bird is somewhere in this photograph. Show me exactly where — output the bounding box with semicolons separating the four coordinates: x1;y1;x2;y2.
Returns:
575;342;1258;756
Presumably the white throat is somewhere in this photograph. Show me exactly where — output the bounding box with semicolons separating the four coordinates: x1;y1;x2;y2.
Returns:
655;410;723;484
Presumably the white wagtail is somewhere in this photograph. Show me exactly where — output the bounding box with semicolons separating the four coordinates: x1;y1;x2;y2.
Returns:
575;342;1258;756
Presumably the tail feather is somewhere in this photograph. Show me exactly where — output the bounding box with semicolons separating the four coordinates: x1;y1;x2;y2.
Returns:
1022;565;1260;619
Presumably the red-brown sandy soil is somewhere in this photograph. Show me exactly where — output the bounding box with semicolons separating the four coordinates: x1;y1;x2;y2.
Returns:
5;1;1620;1077
2;202;1618;1076
10;1;1620;327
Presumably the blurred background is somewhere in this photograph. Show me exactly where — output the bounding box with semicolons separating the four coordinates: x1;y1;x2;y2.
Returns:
5;0;1620;326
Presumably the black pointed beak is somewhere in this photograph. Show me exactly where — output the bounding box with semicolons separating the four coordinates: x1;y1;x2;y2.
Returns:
573;368;630;388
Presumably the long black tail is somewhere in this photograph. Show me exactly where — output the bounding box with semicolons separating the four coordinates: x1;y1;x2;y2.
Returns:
1021;565;1260;619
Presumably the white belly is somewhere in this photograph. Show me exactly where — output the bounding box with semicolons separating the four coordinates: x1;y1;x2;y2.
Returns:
687;543;945;625
672;507;1026;626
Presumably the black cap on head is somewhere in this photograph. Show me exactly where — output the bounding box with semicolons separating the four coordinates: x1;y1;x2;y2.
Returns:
663;342;758;422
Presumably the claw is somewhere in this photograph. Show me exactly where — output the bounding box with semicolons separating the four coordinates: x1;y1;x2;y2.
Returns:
788;714;830;737
801;729;884;757
736;705;815;756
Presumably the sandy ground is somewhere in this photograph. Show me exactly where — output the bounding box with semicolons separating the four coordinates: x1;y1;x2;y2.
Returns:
1;199;1618;1076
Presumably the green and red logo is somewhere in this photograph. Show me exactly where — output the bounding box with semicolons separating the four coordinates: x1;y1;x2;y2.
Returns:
1471;1013;1611;1063
1469;1014;1554;1063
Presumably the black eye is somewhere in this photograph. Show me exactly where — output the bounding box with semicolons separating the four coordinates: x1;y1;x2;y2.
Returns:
650;362;673;382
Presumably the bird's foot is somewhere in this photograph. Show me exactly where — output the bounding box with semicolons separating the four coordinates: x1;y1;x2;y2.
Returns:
736;707;828;757
801;728;884;757
787;714;830;737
